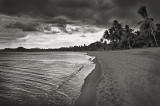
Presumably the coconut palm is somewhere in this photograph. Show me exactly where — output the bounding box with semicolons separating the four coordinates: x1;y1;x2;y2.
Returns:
124;25;132;48
156;23;160;44
103;30;110;40
108;27;116;43
100;30;110;44
138;6;158;47
112;20;123;44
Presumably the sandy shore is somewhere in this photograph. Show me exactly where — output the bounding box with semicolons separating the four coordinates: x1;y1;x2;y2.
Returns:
74;57;101;106
74;47;160;106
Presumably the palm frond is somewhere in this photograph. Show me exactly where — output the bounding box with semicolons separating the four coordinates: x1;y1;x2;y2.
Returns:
138;6;148;19
138;20;144;25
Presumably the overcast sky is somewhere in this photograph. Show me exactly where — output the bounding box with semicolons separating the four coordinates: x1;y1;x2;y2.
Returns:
0;0;159;49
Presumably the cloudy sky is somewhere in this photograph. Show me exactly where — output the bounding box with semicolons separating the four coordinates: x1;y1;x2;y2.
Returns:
0;0;159;49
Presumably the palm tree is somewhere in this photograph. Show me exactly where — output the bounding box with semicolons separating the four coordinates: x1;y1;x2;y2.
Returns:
112;20;123;44
124;25;132;48
156;23;160;44
138;6;158;47
103;30;110;40
156;23;160;32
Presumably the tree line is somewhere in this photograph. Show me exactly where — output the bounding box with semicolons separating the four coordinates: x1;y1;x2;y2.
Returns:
59;6;160;51
100;6;160;50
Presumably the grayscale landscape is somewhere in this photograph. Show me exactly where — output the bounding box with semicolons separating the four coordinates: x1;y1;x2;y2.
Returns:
0;0;160;106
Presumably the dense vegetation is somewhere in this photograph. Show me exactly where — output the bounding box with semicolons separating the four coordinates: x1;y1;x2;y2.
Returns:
100;6;160;50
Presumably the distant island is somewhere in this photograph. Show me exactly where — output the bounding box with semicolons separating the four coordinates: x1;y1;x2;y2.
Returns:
0;42;107;52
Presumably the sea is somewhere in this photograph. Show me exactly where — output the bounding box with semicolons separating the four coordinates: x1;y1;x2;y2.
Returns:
0;52;95;106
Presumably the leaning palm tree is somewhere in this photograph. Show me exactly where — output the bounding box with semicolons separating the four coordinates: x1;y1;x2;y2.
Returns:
138;6;158;47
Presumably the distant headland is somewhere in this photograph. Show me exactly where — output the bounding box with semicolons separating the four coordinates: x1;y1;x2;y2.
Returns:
0;42;105;52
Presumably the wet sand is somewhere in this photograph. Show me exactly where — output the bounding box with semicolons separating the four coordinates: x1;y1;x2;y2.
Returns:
74;58;101;106
74;47;160;106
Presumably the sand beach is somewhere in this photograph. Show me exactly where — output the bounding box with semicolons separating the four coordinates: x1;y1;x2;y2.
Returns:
74;47;160;106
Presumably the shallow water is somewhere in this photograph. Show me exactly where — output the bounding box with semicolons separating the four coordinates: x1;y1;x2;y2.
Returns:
0;52;95;106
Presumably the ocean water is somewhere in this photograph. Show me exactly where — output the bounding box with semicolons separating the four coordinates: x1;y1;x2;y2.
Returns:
0;52;95;106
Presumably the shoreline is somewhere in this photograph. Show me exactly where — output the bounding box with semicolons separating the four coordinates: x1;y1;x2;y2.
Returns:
74;56;101;106
74;47;160;106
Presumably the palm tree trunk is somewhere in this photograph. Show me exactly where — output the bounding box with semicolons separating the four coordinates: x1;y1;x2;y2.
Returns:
153;32;158;47
128;40;132;49
150;23;158;47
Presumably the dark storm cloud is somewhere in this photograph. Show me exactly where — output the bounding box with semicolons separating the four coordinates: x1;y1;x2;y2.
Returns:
0;0;160;49
145;0;160;21
0;0;49;15
112;0;139;7
5;22;39;31
55;0;94;9
0;0;159;26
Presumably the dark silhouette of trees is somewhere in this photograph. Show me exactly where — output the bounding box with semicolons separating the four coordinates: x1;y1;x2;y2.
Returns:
101;21;136;49
156;23;160;44
138;6;158;47
100;5;160;50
